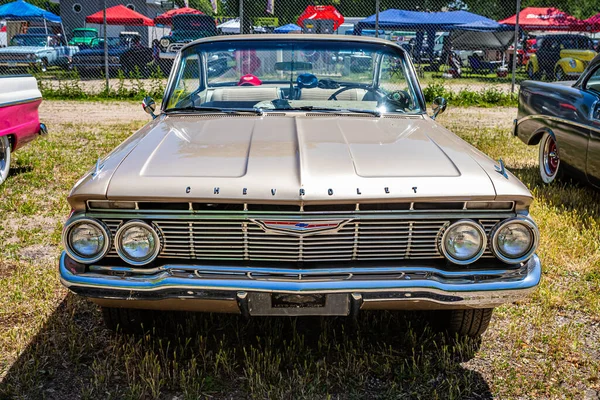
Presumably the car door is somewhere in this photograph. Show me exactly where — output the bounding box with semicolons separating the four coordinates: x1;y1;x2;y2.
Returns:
582;64;600;187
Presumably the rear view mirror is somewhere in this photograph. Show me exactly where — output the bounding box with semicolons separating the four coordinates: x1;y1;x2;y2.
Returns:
275;61;313;72
142;96;157;119
432;97;447;120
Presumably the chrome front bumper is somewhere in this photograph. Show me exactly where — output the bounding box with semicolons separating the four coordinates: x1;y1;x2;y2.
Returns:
59;252;541;315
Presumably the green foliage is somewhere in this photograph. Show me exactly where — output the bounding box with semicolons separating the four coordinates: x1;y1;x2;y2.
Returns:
423;80;518;107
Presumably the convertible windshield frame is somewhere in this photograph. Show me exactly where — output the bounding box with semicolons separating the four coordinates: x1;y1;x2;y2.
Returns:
162;38;426;115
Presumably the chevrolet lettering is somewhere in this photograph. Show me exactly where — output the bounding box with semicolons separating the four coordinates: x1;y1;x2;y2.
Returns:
60;35;541;338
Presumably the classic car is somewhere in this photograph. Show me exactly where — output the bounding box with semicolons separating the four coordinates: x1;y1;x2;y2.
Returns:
158;14;217;62
526;34;596;81
70;33;153;77
59;35;541;337
0;34;79;72
0;75;47;185
68;28;99;47
516;54;600;187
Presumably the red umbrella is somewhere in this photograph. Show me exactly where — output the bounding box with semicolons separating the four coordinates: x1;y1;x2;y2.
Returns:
499;7;582;31
154;7;203;26
86;5;154;26
297;5;344;31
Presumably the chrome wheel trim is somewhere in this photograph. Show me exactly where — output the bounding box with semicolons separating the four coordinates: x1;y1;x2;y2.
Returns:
540;133;559;183
0;136;10;185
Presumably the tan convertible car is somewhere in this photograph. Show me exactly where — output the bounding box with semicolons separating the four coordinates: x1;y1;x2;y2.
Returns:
60;35;541;337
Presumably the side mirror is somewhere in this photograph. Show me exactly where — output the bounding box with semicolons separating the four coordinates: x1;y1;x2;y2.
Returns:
142;96;157;119
432;97;447;120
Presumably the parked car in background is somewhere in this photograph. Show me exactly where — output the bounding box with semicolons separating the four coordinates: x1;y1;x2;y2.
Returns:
0;75;47;185
70;33;153;77
158;13;217;73
68;28;98;47
526;34;596;81
0;34;78;72
59;35;541;338
516;54;600;187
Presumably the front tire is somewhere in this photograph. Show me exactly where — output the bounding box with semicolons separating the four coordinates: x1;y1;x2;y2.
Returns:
435;308;494;338
539;132;563;183
101;307;155;334
0;135;11;186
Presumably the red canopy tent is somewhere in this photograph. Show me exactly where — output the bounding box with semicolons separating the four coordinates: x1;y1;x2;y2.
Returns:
499;7;582;31
154;7;203;26
86;5;154;26
297;5;344;30
584;14;600;33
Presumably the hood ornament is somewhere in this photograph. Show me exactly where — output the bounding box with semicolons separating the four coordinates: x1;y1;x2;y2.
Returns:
92;158;104;179
495;158;508;179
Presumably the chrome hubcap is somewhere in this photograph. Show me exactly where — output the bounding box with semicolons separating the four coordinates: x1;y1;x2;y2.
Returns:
0;138;7;173
543;136;559;176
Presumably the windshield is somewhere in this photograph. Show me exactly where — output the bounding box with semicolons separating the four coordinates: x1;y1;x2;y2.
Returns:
90;37;123;49
74;30;96;38
164;39;423;115
10;35;50;47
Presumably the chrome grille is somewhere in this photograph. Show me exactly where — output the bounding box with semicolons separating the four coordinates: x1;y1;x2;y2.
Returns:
101;217;500;262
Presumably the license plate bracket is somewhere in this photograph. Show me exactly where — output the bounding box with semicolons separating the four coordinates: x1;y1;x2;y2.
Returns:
248;293;349;316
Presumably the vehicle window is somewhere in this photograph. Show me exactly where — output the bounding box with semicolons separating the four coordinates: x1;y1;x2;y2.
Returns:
166;54;202;109
585;66;600;93
79;31;96;38
164;40;423;115
10;35;47;47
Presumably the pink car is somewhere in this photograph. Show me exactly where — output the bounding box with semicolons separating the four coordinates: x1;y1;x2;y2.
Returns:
0;75;47;185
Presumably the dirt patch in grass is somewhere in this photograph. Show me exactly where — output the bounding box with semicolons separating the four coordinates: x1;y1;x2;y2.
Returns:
0;100;599;399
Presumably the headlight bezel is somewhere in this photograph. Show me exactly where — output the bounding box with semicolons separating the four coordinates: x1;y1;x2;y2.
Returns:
160;38;171;48
440;219;487;265
114;220;161;266
491;217;539;264
63;217;111;264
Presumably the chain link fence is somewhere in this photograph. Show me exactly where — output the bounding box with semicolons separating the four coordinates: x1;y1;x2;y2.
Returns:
0;0;598;99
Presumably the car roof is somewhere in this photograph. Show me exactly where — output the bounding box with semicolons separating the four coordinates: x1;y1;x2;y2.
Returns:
183;34;400;53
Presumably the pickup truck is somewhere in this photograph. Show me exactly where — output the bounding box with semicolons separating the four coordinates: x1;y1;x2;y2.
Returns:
68;28;98;47
0;34;79;72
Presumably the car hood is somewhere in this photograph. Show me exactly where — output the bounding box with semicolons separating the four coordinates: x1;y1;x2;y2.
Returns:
0;46;47;54
69;114;532;207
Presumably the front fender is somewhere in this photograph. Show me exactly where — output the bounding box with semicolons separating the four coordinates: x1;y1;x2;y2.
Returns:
556;58;586;74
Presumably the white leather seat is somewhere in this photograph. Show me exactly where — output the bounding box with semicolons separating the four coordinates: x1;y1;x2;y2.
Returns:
210;87;280;102
299;88;367;101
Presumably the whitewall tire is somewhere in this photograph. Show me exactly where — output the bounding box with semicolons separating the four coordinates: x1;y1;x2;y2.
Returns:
539;132;562;184
0;135;11;186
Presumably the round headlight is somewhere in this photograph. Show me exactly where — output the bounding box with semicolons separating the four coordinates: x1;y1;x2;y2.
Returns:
491;218;539;264
63;218;110;264
160;38;170;48
440;220;486;265
115;221;161;266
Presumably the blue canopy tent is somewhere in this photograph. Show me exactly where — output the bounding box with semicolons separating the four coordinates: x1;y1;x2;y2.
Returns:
354;10;504;64
274;23;302;33
0;0;63;41
0;0;61;23
450;20;516;51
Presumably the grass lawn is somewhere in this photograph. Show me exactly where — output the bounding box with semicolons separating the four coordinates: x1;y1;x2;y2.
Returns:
0;102;598;399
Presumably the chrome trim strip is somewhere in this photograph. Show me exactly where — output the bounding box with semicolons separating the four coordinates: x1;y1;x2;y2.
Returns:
60;252;541;303
516;114;600;135
0;96;42;108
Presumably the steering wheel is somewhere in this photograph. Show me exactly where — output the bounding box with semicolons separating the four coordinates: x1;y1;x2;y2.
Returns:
327;86;384;101
385;90;414;110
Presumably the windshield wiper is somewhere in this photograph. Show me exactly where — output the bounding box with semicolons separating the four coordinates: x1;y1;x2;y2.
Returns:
282;106;382;117
167;106;264;115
